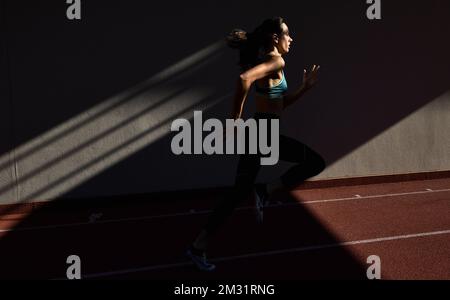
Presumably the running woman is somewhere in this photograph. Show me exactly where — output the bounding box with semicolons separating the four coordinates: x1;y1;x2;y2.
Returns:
187;17;326;271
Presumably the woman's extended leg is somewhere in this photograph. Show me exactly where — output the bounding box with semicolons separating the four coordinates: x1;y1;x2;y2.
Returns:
196;152;262;246
188;148;262;271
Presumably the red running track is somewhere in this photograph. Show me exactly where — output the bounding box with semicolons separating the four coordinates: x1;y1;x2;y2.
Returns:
0;177;449;280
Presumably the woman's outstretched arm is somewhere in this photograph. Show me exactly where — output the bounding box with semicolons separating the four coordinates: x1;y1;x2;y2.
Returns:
283;65;320;110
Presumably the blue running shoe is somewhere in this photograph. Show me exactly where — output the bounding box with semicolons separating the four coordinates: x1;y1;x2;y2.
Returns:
186;248;216;272
254;183;269;223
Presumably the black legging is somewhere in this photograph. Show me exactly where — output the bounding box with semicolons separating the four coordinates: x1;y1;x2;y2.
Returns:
204;112;326;236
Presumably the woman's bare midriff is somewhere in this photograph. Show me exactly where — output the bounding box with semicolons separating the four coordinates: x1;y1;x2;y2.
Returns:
255;94;283;115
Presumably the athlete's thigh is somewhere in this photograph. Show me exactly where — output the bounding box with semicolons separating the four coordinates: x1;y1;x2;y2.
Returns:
278;134;309;163
235;153;262;184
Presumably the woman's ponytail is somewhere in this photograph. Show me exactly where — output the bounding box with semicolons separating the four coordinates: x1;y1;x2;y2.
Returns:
226;17;285;70
226;29;248;49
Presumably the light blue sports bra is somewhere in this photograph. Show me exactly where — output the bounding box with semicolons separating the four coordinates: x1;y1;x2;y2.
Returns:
254;70;288;100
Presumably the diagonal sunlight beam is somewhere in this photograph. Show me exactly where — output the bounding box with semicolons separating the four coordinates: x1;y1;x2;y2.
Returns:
0;87;189;197
20;91;232;204
0;41;228;206
0;86;231;205
0;40;225;174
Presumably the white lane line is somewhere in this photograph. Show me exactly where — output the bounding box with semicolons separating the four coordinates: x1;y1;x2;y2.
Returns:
2;188;450;233
61;229;450;279
299;188;450;205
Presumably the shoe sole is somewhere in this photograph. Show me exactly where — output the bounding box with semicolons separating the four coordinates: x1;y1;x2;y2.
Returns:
254;191;264;223
186;250;216;272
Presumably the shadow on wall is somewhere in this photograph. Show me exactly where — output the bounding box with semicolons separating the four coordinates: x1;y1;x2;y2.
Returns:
0;0;449;201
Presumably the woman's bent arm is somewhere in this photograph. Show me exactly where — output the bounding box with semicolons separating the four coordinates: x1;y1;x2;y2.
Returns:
283;64;320;110
231;56;285;119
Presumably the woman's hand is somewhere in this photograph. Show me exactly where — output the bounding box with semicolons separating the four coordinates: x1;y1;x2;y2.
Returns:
282;64;321;109
301;64;320;91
